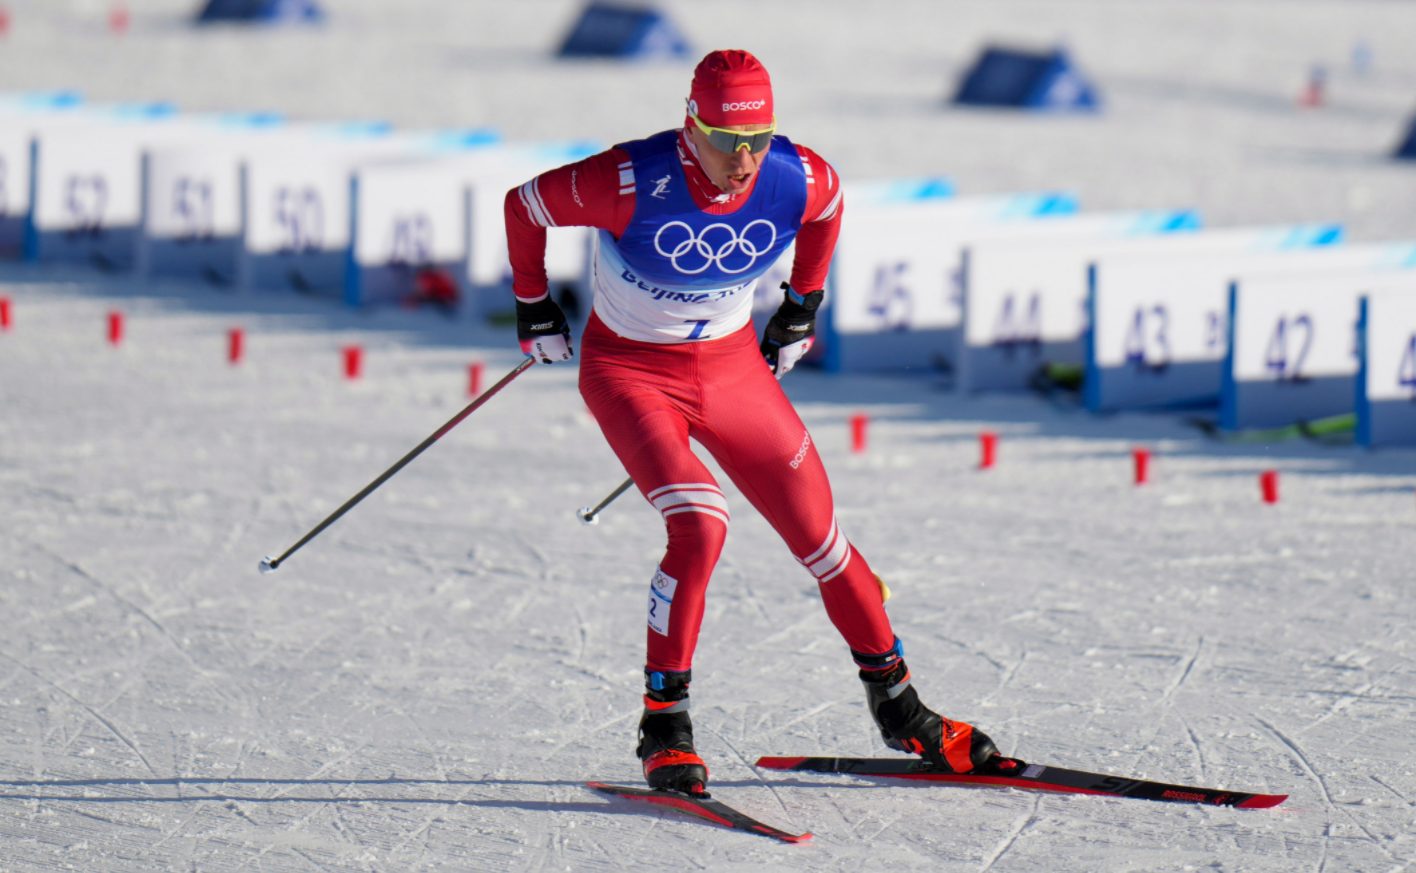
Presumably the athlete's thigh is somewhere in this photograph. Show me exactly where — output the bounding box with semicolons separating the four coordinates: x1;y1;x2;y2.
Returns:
581;372;716;497
694;349;836;537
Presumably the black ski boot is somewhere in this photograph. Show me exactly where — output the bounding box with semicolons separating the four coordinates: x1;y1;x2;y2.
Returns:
636;669;709;794
856;646;1000;773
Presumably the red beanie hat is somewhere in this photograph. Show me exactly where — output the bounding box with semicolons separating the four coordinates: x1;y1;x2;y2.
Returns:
687;49;773;128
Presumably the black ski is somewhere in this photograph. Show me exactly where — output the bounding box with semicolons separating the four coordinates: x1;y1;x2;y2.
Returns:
754;756;1287;809
586;781;812;843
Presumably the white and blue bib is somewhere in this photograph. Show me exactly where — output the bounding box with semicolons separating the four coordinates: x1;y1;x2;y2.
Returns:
592;130;806;343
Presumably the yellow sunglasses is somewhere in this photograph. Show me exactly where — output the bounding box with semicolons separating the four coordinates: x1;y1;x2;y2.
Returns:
689;113;777;154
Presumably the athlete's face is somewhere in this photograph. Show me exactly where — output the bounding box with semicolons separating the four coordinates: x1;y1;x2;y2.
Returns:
688;122;770;195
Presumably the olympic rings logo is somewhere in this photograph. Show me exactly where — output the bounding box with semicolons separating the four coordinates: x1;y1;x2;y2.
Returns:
652;219;778;275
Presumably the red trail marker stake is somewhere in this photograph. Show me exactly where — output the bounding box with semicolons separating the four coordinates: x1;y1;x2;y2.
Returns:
1260;470;1280;504
850;413;869;453
1132;447;1151;485
1299;65;1326;107
468;361;485;397
108;3;129;34
228;327;244;365
979;431;998;469
0;296;11;331
343;345;363;380
107;311;124;346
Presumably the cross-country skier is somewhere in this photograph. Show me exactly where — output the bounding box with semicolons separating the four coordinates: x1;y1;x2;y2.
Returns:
504;49;1000;795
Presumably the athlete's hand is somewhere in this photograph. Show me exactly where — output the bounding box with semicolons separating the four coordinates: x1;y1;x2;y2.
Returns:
516;297;574;364
760;284;823;376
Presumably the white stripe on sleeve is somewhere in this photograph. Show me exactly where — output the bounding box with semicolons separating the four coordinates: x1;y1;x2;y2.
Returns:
518;179;556;228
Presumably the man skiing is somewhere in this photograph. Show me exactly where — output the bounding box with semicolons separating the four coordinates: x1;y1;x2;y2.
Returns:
504;49;1000;795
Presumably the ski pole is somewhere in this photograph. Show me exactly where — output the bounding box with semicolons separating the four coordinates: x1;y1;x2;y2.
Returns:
577;475;635;526
260;356;536;574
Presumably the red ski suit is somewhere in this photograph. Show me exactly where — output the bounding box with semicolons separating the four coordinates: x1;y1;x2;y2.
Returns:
506;129;897;672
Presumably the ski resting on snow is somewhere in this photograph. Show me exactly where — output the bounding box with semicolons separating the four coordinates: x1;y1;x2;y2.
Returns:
588;754;1282;843
754;756;1288;809
586;782;814;843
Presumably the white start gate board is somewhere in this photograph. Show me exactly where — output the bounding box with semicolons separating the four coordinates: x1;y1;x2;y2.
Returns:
1221;259;1416;430
138;115;290;285
1083;226;1349;412
237;126;439;294
1357;288;1416;447
822;191;1079;373
0;92;86;258
954;213;1232;392
25;103;199;271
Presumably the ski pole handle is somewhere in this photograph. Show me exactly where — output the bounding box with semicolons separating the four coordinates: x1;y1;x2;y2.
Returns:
260;356;536;574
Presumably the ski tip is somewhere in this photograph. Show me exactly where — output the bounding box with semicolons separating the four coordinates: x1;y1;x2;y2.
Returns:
1237;793;1288;809
754;756;805;770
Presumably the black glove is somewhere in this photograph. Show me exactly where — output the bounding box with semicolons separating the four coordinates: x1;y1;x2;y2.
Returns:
760;283;824;376
516;297;573;364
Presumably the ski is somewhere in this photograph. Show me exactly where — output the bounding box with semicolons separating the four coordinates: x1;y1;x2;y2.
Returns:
753;756;1287;809
586;781;813;843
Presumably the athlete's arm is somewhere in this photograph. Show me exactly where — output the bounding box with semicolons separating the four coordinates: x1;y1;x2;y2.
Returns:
788;145;844;293
504;148;635;302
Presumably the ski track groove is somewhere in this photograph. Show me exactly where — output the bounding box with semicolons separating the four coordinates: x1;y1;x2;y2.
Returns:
850;802;902;842
736;567;774;627
1160;635;1204;706
978;796;1041;873
699;722;809;837
1301;662;1402;735
1256;716;1399;869
230;794;334;873
0;648;160;779
982;647;1028;705
386;813;439;868
291;846;337;873
1180;714;1209;783
1368;775;1412;807
148;804;203;853
572;604;589;665
770;698;844;736
29;539;239;707
383;707;469;864
752;613;821;650
329;801;374;869
939;635;1008;677
247;626;337;672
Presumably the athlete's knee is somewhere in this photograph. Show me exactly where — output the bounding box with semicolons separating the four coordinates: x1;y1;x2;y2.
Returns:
664;506;729;558
650;483;730;548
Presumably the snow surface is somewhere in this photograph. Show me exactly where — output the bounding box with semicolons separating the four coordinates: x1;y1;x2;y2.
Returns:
2;1;1416;870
